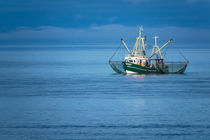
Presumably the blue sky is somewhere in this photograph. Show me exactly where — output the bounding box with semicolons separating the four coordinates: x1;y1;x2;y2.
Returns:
0;0;210;45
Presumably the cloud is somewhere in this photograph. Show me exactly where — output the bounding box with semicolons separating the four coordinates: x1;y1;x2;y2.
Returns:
0;24;210;46
186;0;197;3
122;0;148;4
0;25;136;44
123;0;210;5
185;0;210;4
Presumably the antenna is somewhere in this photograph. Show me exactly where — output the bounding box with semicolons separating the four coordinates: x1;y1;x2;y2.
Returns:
139;26;143;37
153;36;159;47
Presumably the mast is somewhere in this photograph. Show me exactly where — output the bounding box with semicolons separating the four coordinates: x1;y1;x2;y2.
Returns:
154;36;159;47
132;26;146;58
150;36;163;59
150;38;173;59
139;26;143;38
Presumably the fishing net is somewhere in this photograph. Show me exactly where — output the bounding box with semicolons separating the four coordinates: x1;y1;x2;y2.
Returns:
166;62;187;73
109;61;126;74
157;43;188;73
157;62;187;74
108;43;127;74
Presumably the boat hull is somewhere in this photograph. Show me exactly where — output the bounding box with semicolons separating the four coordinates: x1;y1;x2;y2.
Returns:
109;61;188;74
122;62;161;74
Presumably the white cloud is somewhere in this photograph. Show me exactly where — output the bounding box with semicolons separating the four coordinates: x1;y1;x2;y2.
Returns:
122;0;148;4
185;0;210;4
0;24;209;46
186;0;197;4
0;24;136;43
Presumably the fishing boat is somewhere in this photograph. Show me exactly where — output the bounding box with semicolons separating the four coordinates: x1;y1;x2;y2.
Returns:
109;26;189;74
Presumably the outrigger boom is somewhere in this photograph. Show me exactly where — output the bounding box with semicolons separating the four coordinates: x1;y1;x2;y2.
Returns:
121;38;131;54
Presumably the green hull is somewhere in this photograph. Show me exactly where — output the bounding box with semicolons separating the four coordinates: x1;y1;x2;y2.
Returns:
109;61;188;74
122;62;161;74
122;61;188;74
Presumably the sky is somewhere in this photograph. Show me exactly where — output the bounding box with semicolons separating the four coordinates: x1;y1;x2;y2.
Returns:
0;0;210;46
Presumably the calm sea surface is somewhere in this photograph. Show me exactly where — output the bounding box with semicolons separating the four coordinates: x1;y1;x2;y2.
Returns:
0;45;210;140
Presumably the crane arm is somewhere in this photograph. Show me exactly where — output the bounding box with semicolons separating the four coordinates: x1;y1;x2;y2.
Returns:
121;38;131;54
150;39;173;58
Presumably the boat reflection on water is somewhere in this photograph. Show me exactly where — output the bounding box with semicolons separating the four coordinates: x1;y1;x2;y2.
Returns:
125;73;165;78
126;74;147;78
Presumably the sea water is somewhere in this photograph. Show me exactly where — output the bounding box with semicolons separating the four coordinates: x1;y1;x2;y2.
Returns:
0;45;210;140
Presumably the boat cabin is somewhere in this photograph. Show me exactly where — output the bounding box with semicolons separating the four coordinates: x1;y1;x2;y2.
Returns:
125;56;165;68
125;56;148;66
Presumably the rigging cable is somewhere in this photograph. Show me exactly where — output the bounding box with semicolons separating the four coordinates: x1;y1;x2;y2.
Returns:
109;42;122;61
172;43;189;62
162;42;171;58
